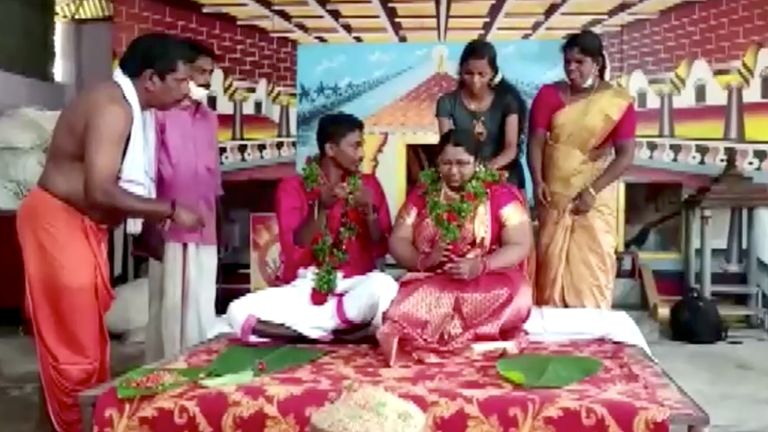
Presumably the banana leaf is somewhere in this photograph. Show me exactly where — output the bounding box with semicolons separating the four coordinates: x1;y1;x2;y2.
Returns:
117;345;326;399
497;354;602;388
207;345;325;377
200;369;255;388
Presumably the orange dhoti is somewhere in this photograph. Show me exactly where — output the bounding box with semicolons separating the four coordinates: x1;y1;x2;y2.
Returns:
16;187;113;432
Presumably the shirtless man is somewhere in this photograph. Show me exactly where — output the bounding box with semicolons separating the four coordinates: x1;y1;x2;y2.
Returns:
16;33;203;432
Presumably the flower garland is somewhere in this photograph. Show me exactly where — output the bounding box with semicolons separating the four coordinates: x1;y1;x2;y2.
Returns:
302;157;362;305
420;166;502;244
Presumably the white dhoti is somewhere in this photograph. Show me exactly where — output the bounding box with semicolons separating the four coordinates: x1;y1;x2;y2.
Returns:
145;242;218;362
224;269;398;342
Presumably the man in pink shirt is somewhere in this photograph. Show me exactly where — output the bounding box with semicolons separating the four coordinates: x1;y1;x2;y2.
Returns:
145;39;222;361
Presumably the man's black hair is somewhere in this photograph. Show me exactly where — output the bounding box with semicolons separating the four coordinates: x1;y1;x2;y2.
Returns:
315;112;364;157
184;38;218;62
118;33;196;80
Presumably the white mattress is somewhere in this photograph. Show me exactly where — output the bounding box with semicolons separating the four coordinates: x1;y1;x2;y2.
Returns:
210;306;653;358
522;307;653;358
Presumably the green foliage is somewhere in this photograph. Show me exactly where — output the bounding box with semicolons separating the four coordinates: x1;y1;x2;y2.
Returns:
117;345;326;398
421;166;502;243
302;157;361;295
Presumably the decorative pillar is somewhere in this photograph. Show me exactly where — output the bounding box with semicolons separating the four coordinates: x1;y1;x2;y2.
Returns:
685;206;697;287
278;103;291;138
658;91;675;137
723;207;743;272
721;84;746;271
700;209;713;298
723;84;745;142
231;98;244;141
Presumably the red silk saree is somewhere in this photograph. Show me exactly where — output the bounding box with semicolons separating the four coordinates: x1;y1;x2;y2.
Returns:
378;183;533;365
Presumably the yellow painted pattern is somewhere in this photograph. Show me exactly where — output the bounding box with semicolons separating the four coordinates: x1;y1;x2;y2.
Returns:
56;0;112;20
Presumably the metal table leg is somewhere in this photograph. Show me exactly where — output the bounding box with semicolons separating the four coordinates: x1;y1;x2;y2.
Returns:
700;209;712;298
685;207;696;287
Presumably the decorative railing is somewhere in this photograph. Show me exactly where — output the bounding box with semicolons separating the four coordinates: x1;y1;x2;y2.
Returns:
634;138;768;174
218;138;297;170
215;136;768;177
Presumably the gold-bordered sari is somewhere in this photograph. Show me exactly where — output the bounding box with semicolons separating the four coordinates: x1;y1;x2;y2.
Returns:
535;87;633;309
378;183;533;366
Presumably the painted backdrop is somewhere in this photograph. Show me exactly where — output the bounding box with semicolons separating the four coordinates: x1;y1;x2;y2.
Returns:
296;41;563;217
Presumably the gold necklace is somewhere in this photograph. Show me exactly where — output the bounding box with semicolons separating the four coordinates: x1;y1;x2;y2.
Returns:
462;93;491;141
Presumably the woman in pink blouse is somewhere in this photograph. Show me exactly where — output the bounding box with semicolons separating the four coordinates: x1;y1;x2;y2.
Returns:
528;30;637;309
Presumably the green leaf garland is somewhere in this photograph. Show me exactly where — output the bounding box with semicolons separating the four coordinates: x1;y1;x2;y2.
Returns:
302;157;362;297
420;166;502;244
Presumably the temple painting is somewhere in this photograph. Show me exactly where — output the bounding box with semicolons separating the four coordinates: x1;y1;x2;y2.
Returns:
296;41;563;216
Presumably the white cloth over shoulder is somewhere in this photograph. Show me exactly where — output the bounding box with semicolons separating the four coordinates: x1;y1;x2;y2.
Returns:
220;268;399;342
523;307;653;357
112;68;157;234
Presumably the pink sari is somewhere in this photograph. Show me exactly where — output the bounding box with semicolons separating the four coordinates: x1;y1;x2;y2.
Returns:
378;184;533;365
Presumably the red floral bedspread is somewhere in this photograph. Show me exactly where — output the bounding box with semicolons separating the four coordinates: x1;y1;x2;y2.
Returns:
92;339;706;432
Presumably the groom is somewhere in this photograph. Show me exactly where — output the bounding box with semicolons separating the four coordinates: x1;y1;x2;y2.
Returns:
224;112;398;341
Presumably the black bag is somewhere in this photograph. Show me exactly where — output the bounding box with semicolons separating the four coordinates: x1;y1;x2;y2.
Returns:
669;288;728;344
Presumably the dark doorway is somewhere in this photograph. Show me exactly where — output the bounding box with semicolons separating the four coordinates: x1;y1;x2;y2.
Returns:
406;144;440;188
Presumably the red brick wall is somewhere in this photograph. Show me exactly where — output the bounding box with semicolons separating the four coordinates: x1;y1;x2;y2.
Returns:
604;0;767;75
112;0;296;87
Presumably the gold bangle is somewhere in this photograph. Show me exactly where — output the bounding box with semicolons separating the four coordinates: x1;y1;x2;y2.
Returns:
587;186;598;198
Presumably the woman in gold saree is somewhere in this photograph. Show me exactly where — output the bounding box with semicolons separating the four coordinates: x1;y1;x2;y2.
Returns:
528;30;637;309
378;129;533;366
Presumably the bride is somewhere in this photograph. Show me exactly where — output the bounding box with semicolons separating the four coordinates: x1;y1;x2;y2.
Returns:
378;128;533;365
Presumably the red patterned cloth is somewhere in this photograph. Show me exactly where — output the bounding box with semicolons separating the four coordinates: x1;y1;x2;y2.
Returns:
92;339;705;432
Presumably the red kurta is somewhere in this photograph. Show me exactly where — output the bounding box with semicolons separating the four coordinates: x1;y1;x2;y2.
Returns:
275;174;392;283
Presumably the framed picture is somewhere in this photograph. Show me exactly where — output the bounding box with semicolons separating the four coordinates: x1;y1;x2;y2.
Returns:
249;213;281;291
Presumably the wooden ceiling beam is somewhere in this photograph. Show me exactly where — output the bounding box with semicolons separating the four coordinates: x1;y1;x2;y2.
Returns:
482;0;515;40
583;0;655;30
524;0;571;39
305;0;359;41
372;0;403;42
435;0;449;41
584;0;658;32
239;0;323;41
325;2;373;8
